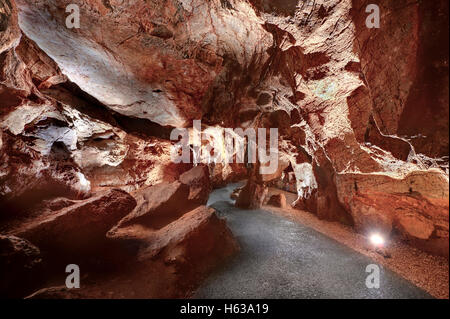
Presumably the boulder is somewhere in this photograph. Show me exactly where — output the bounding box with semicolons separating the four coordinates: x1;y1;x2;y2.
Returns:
230;187;242;200
109;181;192;234
108;205;239;265
107;205;240;295
29;206;239;299
138;206;239;262
0;235;42;298
10;189;137;255
179;165;211;206
235;179;268;209
267;194;287;208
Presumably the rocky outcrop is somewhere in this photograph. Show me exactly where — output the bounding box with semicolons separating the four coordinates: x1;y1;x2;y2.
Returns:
0;234;42;298
109;181;192;234
210;163;247;188
106;198;239;297
108;166;213;241
0;0;448;298
137;206;239;262
105;175;238;284
267;193;287;208
110;204;239;282
27;206;239;299
351;0;449;158
336;170;449;256
15;0;272;128
235;169;268;209
9;189;136;256
179;165;212;206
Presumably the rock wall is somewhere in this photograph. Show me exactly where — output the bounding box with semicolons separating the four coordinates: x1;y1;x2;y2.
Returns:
352;0;449;158
0;0;448;296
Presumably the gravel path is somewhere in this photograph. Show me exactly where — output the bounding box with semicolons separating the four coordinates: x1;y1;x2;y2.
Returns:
194;183;431;299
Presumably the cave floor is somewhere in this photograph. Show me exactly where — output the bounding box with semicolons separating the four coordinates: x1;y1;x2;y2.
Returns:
193;183;432;299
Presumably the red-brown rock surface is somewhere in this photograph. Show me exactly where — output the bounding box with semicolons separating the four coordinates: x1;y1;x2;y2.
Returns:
109;180;193;234
26;207;239;299
0;0;448;297
8;189;137;255
138;205;239;262
336;170;449;256
235;172;268;209
268;193;287;208
105;204;239;298
179;165;212;206
351;0;449;158
0;234;42;298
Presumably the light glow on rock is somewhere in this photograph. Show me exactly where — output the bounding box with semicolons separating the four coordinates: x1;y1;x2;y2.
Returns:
369;233;385;247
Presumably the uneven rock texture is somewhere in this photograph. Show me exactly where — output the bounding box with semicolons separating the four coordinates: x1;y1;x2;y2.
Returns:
106;186;237;266
103;205;239;299
268;193;287;208
0;234;42;298
0;0;448;298
336;170;449;256
235;171;268;209
109;181;191;233
15;0;272;127
138;205;239;262
8;189;136;256
210;163;247;188
110;202;238;258
27;207;238;299
179;165;212;206
352;0;449;158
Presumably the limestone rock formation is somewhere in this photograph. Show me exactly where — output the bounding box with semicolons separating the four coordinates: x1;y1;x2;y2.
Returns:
110;181;191;232
138;205;239;263
0;0;448;298
268;193;287;208
336;170;449;255
235;169;268;209
0;234;42;298
26;207;239;299
179;165;212;206
8;189;137;256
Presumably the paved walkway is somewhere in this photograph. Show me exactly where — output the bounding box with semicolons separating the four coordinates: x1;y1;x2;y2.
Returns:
194;183;431;299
